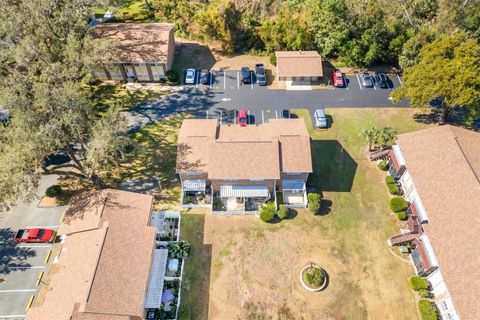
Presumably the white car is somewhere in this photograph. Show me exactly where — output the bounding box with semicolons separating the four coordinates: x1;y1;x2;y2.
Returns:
314;108;327;128
185;69;196;84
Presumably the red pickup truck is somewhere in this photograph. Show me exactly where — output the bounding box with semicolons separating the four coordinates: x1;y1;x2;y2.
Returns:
14;228;56;243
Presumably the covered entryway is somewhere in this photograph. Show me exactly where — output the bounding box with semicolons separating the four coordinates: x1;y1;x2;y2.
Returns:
216;185;270;214
282;179;307;207
181;179;211;207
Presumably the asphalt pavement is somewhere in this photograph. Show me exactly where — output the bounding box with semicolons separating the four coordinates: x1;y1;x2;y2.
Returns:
125;70;408;132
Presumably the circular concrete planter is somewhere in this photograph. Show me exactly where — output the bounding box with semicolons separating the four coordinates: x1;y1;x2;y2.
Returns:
300;264;327;292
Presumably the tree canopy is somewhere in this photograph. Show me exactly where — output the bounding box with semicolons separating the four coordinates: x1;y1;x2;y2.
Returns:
392;33;480;122
0;0;126;207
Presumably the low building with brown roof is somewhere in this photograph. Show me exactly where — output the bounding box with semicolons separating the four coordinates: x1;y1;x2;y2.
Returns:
385;125;480;320
275;51;323;81
27;189;182;320
93;23;175;82
176;118;313;213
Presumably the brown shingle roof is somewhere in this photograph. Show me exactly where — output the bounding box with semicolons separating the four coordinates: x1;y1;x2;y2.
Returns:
27;189;155;320
397;125;480;317
176;119;312;178
94;23;174;63
275;51;323;77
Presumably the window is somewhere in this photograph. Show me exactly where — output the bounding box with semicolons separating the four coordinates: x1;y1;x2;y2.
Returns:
249;179;264;182
186;172;202;176
135;63;150;81
411;248;425;275
286;172;301;176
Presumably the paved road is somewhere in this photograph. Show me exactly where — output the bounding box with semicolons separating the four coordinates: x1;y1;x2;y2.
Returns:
126;70;408;131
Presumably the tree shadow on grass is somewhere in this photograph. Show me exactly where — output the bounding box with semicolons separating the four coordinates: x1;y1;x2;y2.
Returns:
308;140;357;192
318;199;332;216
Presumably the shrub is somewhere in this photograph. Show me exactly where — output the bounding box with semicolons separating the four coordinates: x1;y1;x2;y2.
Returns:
397;211;408;221
82;73;97;86
277;204;288;219
183;195;192;204
418;300;437;320
308;193;321;214
388;183;399;194
269;53;277;66
165;70;179;84
418;289;429;298
259;202;276;222
304;267;325;287
168;240;191;259
45;185;62;198
409;276;429;291
390;196;409;213
377;160;388;170
385;176;395;184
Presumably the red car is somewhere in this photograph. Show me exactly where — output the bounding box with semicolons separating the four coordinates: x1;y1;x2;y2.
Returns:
238;109;247;127
332;69;344;87
14;228;56;243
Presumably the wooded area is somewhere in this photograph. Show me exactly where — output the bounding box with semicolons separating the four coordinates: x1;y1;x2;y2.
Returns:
151;0;479;67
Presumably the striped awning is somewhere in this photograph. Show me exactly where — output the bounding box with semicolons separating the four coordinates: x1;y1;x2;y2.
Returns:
144;249;168;308
220;185;269;198
183;179;206;192
282;179;305;191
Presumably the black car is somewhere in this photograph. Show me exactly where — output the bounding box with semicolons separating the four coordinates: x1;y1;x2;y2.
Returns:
281;109;290;119
200;69;209;85
375;73;389;88
241;67;251;84
255;64;267;86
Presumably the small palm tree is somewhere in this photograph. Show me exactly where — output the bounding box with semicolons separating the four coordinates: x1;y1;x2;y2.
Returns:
168;240;192;259
379;126;397;149
362;127;380;151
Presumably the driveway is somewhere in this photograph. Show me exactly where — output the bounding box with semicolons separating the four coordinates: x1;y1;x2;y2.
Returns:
125;70;407;132
0;175;65;320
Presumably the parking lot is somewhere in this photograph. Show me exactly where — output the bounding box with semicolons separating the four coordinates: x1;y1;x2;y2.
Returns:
0;175;64;320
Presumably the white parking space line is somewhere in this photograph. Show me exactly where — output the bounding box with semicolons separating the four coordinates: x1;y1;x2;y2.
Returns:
223;72;226;90
355;74;362;90
261;110;265;124
397;73;403;86
0;289;37;293
247;110;250;124
6;266;45;269
344;74;349;90
206;110;208;119
220;110;223;125
17;245;52;248
275;110;278;118
25;226;59;229
237;72;240;90
234;110;237;124
250;73;253;90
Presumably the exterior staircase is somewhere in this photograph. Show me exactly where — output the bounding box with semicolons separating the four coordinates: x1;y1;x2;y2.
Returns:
370;147;392;161
388;232;419;246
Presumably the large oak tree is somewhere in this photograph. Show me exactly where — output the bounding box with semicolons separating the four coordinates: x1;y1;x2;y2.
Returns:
392;33;480;123
0;0;127;207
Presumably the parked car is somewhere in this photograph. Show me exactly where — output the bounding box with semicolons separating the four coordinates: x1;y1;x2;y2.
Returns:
332;69;344;87
200;69;209;85
314;108;328;128
238;109;248;127
361;73;374;87
14;228;56;243
185;68;196;84
374;73;389;88
255;64;267;86
281;109;290;119
241;67;251;84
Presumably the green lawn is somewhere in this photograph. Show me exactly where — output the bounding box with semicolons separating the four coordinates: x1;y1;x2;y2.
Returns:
94;0;156;22
88;83;167;113
179;108;431;319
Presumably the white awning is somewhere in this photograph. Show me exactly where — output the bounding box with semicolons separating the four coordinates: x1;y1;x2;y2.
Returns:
144;249;168;308
282;179;305;191
183;179;206;192
220;185;269;198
